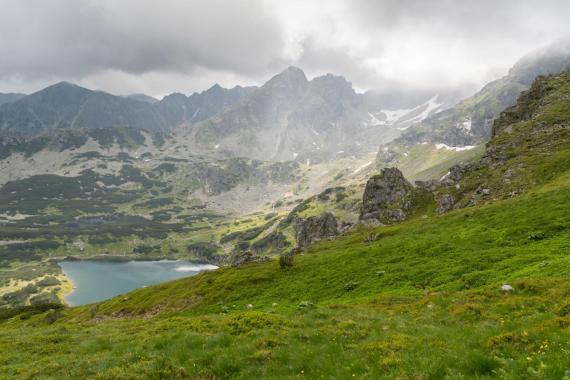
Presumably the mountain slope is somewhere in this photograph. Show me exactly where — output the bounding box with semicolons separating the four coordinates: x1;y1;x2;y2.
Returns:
399;39;570;147
376;39;570;177
156;84;257;128
0;93;25;106
1;70;570;378
0;82;168;137
123;94;159;104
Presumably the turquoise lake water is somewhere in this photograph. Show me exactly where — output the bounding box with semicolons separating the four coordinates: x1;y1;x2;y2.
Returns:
59;260;217;306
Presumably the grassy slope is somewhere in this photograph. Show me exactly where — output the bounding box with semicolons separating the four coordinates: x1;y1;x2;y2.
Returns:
379;143;485;181
0;178;568;379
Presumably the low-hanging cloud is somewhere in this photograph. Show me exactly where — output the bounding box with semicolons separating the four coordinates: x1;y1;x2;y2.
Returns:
0;0;569;97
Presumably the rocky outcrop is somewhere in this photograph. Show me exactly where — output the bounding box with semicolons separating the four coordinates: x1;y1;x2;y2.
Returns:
414;179;439;192
441;163;478;186
294;212;339;249
359;168;414;223
228;250;269;267
436;193;455;214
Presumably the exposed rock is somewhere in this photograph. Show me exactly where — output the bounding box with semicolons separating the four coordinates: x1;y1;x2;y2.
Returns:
441;163;476;186
436;193;455;215
339;221;356;234
501;284;514;292
360;168;413;222
415;179;439;192
228;250;269;267
294;212;339;249
476;186;491;196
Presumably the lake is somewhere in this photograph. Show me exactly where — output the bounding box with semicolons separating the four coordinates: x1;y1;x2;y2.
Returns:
59;260;218;306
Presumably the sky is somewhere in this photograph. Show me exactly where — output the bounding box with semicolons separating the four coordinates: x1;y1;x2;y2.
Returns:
0;0;569;98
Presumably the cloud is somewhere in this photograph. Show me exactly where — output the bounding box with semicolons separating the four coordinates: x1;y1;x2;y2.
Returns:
0;0;286;82
0;0;569;97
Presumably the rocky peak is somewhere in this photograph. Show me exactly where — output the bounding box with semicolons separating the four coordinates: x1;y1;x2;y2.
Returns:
305;74;358;104
264;66;309;95
360;167;414;223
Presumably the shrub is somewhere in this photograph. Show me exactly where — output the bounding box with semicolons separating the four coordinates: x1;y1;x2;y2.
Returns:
557;302;570;317
36;276;61;287
279;253;295;268
527;231;546;240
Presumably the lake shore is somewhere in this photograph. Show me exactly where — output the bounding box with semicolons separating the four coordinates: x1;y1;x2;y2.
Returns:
58;259;218;306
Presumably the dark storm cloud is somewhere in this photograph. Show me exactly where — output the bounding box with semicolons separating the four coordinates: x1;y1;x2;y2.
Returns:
0;0;287;80
0;0;569;96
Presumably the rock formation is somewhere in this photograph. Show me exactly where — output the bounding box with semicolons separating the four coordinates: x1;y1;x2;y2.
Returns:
359;168;414;223
294;212;339;249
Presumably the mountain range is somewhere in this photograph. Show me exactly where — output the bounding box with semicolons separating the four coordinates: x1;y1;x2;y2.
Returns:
0;67;443;163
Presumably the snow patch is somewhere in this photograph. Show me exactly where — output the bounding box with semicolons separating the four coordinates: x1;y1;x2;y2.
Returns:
435;143;475;152
440;171;451;181
352;161;372;175
372;95;443;130
175;264;218;272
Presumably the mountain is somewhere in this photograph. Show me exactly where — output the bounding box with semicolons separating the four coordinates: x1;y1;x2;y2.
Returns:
0;93;25;106
0;82;168;137
0;82;256;140
185;67;437;162
156;84;257;128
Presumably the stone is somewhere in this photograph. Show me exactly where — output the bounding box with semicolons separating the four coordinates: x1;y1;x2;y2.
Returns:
436;193;455;215
360;167;413;222
294;212;339;249
501;284;514;292
414;180;439;192
476;185;491;196
441;163;475;186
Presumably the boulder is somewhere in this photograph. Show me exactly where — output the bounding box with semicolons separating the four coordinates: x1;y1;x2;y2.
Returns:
294;212;339;249
359;167;413;223
436;193;455;214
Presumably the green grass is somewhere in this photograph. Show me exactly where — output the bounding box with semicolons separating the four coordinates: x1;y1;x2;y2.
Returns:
0;180;568;378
